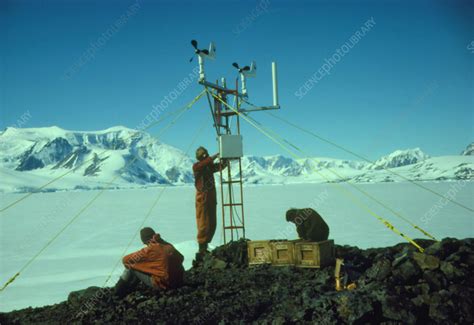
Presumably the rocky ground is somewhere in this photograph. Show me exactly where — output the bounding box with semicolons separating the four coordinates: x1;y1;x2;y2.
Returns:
1;238;473;324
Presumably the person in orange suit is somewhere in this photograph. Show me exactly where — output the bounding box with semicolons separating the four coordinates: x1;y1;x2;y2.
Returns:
114;227;184;298
193;146;227;257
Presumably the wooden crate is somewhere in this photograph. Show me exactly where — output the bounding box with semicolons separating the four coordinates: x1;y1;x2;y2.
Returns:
271;240;299;266
247;240;272;265
294;240;335;268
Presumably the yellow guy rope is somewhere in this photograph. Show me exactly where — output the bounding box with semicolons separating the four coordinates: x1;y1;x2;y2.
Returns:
0;90;207;214
245;113;438;241
0;92;205;292
209;89;425;252
103;117;208;286
265;111;474;214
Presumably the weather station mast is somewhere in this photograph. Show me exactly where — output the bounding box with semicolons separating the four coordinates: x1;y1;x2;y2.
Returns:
190;40;281;243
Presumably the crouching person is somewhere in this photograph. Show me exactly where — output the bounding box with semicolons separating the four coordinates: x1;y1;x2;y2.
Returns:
286;208;330;242
114;227;184;298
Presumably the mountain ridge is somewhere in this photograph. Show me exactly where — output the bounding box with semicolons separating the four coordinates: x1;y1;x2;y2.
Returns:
0;126;472;193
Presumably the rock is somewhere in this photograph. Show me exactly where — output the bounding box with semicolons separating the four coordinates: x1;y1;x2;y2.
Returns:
411;293;430;307
336;293;378;323
197;254;228;270
419;282;430;295
447;283;465;300
1;237;473;324
455;287;474;323
440;261;465;280
393;259;421;284
137;299;159;310
392;252;409;268
381;296;416;323
446;253;461;263
365;258;392;282
211;258;228;269
464;252;474;266
67;286;103;308
428;290;455;322
456;245;474;263
425;238;461;258
423;270;447;291
424;241;442;256
412;252;440;270
211;239;248;267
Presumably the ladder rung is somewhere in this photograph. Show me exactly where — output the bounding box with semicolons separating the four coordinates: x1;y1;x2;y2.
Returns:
220;111;239;117
222;180;241;184
223;203;243;206
224;226;245;229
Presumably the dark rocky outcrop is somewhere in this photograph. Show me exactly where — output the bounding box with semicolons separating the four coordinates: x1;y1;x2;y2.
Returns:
83;153;109;176
15;155;44;171
1;238;473;324
16;138;73;171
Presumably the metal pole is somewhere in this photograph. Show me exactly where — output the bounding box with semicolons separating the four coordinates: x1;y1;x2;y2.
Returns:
219;163;226;244
272;62;279;107
236;79;245;240
227;161;234;242
239;157;245;239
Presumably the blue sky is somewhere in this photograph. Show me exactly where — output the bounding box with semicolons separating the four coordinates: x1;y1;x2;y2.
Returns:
1;0;473;160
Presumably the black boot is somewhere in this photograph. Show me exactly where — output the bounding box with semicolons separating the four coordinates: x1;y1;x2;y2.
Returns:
192;243;209;267
199;243;209;254
192;252;202;267
114;278;130;299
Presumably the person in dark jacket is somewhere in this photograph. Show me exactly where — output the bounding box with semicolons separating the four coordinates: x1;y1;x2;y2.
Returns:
286;208;329;242
192;146;227;256
114;227;184;298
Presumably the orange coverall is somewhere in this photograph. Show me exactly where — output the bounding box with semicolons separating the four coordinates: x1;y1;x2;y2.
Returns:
192;156;224;245
122;234;184;289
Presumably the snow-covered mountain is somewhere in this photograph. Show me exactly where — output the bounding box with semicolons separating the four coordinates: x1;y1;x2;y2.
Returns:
0;126;193;192
345;156;473;183
368;148;429;170
0;126;472;192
